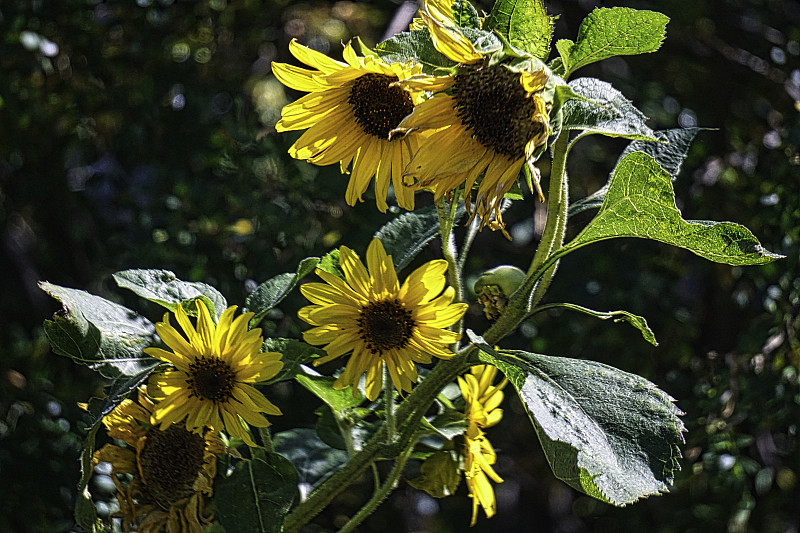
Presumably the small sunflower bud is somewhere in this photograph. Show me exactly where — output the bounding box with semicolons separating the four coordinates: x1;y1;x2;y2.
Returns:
474;265;525;320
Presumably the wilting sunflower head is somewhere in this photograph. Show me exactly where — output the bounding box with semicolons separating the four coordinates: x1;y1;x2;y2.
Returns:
93;389;223;533
298;238;468;401
144;300;283;447
396;56;554;236
272;39;428;213
457;364;507;525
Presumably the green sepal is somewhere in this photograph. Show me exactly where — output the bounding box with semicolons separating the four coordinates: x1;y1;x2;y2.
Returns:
469;332;685;506
215;453;299;533
408;450;462;498
113;269;228;320
559;8;669;77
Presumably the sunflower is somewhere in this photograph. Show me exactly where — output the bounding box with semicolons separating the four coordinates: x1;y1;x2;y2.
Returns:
298;238;468;401
393;9;553;235
145;300;283;447
272;39;428;212
93;389;224;533
457;364;507;525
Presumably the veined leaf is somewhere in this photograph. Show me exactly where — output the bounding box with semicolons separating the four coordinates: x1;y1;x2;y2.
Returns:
296;373;365;412
113;269;228;319
374;203;465;272
375;29;456;73
537;303;657;345
559;8;669;77
452;0;481;29
469;334;684;505
245;257;320;323
569;128;702;217
262;338;324;384
558;151;783;266
562;77;658;142
215;453;298;533
40;282;158;379
484;0;554;60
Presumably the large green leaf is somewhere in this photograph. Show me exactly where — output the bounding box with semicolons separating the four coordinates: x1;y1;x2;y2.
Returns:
470;336;684;505
484;0;554;60
558;8;669;77
113;269;228;319
296;373;365;412
562;78;657;141
245;257;320;323
40;282;158;379
375;29;456;74
557;151;783;266
374;203;465;272
273;428;348;490
569;128;701;217
215;453;298;533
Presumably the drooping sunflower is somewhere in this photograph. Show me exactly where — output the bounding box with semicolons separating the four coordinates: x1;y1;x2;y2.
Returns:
394;8;553;235
298;238;468;401
145;300;283;447
272;39;428;212
458;364;507;525
93;389;224;533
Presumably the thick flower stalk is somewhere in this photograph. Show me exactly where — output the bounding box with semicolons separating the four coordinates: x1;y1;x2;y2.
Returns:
93;389;224;533
394;6;553;235
145;300;283;446
298;238;468;401
272;39;428;212
458;364;508;525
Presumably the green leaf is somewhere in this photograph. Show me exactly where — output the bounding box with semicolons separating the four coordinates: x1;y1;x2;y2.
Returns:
245;257;320;322
559;151;783;265
570;128;702;217
215;453;299;533
562;77;657;141
559;8;669;77
375;29;456;74
538;303;657;346
452;0;481;29
470;336;684;505
261;338;325;384
40;282;159;379
113;269;228;319
296;373;365;412
273;428;348;489
374;203;465;272
484;0;554;60
75;423;101;530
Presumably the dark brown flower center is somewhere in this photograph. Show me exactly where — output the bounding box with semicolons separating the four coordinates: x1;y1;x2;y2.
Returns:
138;425;206;508
348;73;414;139
453;63;546;159
357;299;416;355
187;356;236;403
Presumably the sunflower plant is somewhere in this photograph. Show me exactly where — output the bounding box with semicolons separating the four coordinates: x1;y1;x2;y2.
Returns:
40;1;781;532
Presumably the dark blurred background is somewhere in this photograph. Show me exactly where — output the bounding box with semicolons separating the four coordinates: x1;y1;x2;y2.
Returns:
1;0;798;532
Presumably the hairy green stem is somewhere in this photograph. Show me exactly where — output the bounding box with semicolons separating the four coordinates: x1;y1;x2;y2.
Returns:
436;196;463;304
337;442;416;533
384;365;396;444
257;427;274;453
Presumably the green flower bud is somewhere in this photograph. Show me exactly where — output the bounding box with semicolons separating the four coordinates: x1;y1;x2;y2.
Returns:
474;265;525;320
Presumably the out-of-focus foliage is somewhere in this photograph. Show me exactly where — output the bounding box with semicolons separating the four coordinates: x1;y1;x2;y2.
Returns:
1;0;798;532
